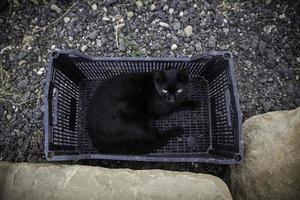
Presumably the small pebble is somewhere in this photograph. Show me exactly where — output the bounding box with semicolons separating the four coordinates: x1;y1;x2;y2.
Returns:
51;45;56;50
184;25;193;37
135;1;143;8
169;8;174;14
87;30;98;40
102;16;110;21
64;17;70;23
7;114;11;120
263;25;275;34
208;36;217;48
22;35;34;45
18;138;23;146
263;101;272;112
173;22;181;30
50;4;61;14
159;22;170;28
163;5;169;10
91;3;97;11
179;11;184;17
18;60;27;66
171;44;178;51
279;13;286;19
195;43;203;52
37;68;44;75
127;11;134;19
223;28;229;36
81;45;88;52
266;0;272;5
150;4;156;11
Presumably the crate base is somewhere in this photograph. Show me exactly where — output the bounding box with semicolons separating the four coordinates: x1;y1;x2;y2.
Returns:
77;77;211;155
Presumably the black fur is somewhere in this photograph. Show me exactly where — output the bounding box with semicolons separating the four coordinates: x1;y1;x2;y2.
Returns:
87;69;197;154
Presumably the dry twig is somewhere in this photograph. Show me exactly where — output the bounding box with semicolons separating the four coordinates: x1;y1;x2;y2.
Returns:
33;3;78;33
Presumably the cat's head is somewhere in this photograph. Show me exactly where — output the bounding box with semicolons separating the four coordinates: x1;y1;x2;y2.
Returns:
153;68;189;103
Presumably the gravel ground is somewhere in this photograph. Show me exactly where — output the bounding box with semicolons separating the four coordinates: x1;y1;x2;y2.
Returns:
0;0;299;176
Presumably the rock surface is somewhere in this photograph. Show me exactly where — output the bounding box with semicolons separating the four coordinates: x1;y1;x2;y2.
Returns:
0;162;232;200
0;0;299;173
231;107;300;200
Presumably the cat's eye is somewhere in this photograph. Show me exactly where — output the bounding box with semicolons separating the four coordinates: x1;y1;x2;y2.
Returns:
177;89;183;93
162;89;168;94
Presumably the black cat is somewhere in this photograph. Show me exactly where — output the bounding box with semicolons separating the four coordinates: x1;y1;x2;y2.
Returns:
87;68;197;154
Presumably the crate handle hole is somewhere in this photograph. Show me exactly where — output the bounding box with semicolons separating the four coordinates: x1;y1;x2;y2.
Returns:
51;51;59;58
223;52;231;60
234;154;242;162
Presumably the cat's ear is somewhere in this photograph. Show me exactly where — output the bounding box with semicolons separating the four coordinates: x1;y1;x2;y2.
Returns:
153;70;166;83
177;68;189;83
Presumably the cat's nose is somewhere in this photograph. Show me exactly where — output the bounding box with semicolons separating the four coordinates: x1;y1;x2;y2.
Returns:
169;95;175;103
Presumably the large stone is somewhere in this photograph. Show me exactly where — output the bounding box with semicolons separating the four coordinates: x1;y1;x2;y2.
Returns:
231;107;300;200
0;162;232;200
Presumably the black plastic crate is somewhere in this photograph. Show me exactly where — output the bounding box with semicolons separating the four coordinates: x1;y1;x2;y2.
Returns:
43;50;243;164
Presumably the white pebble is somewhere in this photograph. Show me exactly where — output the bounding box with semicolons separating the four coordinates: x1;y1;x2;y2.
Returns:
51;45;56;50
279;13;286;19
91;3;97;11
184;25;193;37
179;11;184;17
171;44;178;51
37;68;45;75
135;1;143;8
159;22;169;28
169;8;174;14
64;17;70;23
127;11;134;18
102;16;110;21
163;5;169;10
223;28;229;36
150;4;156;11
81;45;88;52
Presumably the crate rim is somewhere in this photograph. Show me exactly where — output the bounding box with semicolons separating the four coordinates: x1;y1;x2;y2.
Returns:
43;49;243;164
49;49;232;62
